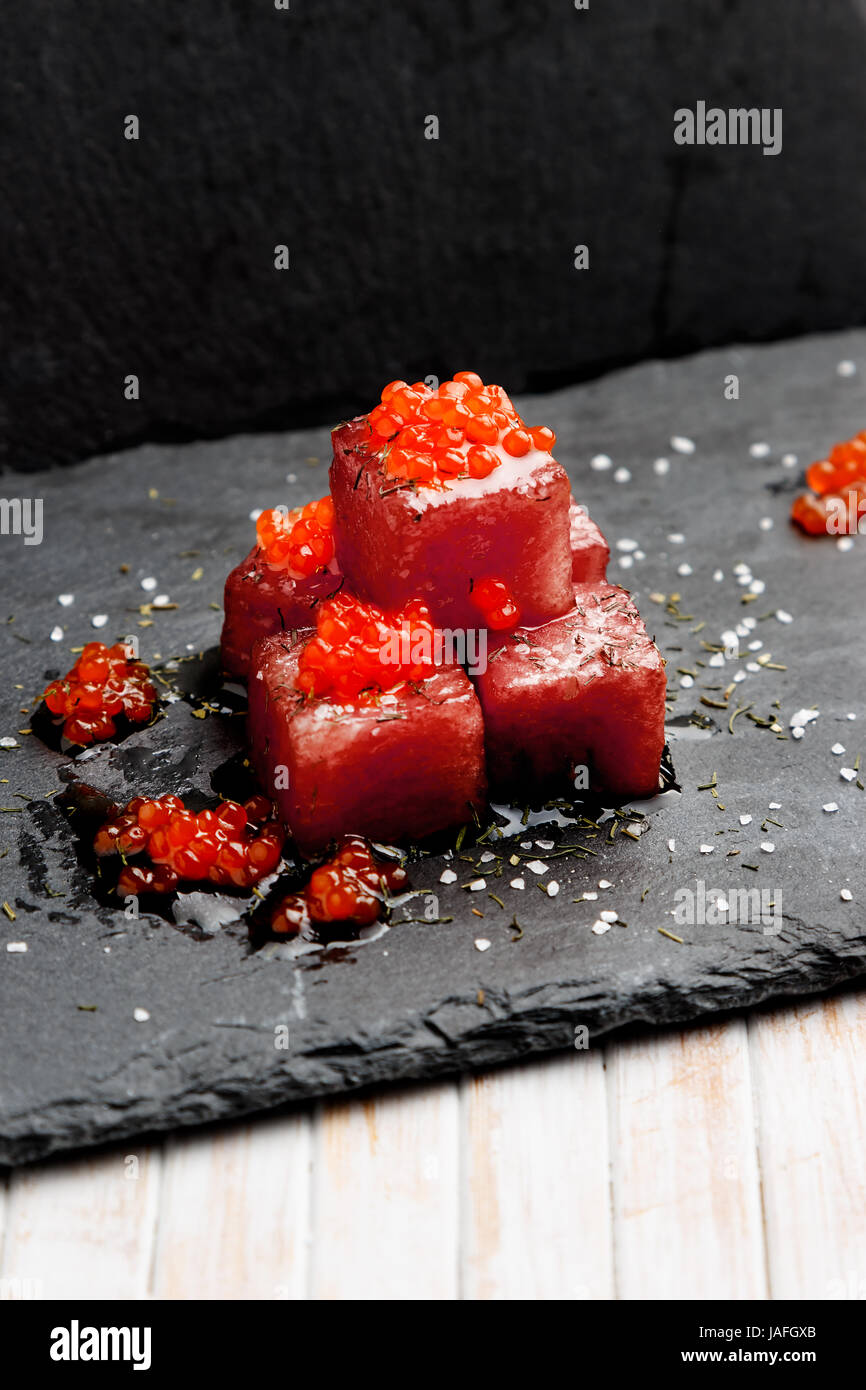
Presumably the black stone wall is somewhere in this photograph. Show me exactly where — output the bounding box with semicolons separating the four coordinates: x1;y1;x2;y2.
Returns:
3;0;865;471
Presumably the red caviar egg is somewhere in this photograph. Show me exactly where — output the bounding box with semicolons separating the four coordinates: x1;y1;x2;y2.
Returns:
371;372;555;487
471;576;522;631
92;794;285;895
255;497;336;576
295;592;438;702
42;644;157;746
269;837;409;936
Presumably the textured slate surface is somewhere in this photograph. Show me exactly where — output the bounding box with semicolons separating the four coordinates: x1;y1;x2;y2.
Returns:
1;330;865;1167
5;0;866;470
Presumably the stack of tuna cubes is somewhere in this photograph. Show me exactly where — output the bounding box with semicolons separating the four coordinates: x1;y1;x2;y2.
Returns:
222;373;666;856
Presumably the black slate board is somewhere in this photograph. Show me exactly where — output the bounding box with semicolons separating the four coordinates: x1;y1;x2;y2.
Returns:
1;331;865;1167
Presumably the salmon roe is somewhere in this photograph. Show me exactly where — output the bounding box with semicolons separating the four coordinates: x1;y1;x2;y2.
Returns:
366;373;557;486
792;431;866;535
270;835;409;935
93;793;284;896
791;481;866;536
295;592;438;702
255;497;335;575
470;576;522;631
43;643;157;745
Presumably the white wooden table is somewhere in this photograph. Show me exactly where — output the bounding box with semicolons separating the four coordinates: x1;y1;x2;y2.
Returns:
2;988;864;1300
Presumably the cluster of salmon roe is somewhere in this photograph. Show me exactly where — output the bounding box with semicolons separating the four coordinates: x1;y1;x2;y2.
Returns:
792;432;866;535
296;592;437;701
270;835;409;935
470;577;522;630
43;643;157;745
791;481;866;535
93;793;284;896
255;497;335;574
367;371;557;486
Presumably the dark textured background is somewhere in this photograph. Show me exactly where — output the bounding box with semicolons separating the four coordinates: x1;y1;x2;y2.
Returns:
3;0;866;471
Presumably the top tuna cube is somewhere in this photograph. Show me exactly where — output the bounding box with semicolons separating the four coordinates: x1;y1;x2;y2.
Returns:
330;372;574;632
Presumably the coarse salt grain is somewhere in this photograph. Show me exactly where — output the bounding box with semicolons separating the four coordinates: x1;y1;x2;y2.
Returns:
591;919;612;935
510;878;525;890
547;882;560;897
474;938;491;952
590;454;612;471
671;436;695;454
469;879;486;892
133;1008;150;1022
439;869;457;884
525;860;549;876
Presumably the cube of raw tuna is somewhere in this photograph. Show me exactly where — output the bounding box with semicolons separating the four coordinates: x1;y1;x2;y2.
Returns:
330;416;574;630
220;547;342;679
569;501;609;582
475;583;666;800
248;632;487;855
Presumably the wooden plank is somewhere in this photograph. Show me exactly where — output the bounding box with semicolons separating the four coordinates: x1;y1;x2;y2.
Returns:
311;1082;460;1300
0;1144;161;1300
152;1108;313;1300
461;1048;613;1300
749;989;866;1300
608;1017;768;1299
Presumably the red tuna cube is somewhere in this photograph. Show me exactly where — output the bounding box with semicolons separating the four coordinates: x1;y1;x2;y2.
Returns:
330;415;574;630
248;633;487;855
220;547;342;679
569;501;609;582
474;583;666;800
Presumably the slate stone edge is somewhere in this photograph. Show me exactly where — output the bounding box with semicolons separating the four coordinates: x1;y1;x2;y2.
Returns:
2;934;864;1169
